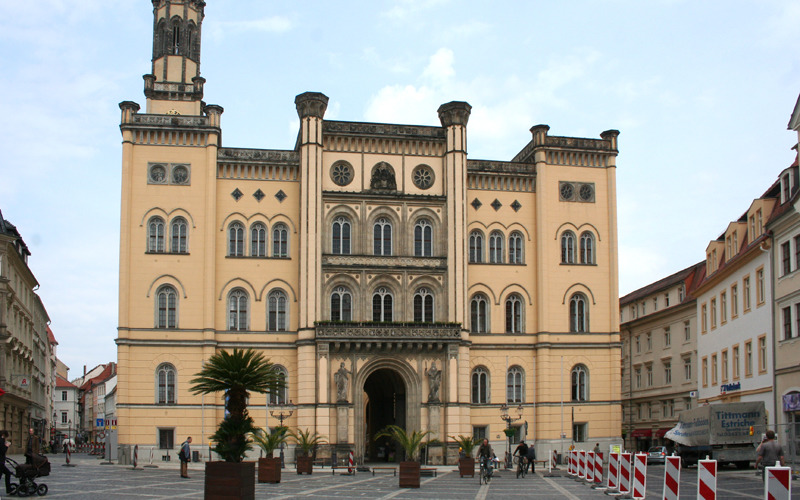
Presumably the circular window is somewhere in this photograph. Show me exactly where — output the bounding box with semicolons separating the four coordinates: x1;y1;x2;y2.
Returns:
579;184;594;201
412;165;434;190
330;161;354;186
172;165;189;184
559;183;574;200
149;165;166;183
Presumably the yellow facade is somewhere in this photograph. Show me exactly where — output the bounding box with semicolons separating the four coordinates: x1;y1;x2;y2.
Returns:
117;0;622;463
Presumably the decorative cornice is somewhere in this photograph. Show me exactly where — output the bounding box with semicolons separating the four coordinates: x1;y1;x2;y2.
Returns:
218;148;299;163
323;121;445;140
322;254;447;270
316;322;462;341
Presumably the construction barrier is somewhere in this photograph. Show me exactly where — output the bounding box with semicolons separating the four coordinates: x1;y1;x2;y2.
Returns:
765;466;791;500
592;452;604;488
586;452;595;483
578;450;586;479
132;444;138;469
552;449;558;469
662;455;680;500
606;452;619;493
632;453;647;500
619;452;632;496
697;458;717;500
348;450;354;474
569;451;576;476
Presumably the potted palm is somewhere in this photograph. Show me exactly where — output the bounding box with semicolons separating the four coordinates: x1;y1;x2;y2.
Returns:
190;349;285;500
375;425;432;488
451;435;478;477
290;428;326;475
252;426;288;483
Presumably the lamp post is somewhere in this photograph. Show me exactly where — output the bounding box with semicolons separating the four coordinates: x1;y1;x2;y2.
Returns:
269;400;295;468
500;403;523;469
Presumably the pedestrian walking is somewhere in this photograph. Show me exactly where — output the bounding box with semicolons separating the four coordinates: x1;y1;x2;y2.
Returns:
755;429;784;481
0;431;12;494
179;437;192;478
25;428;40;464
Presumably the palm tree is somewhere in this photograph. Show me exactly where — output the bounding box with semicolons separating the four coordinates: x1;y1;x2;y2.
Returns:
290;428;327;457
190;348;285;462
450;435;478;457
252;426;289;458
375;425;432;462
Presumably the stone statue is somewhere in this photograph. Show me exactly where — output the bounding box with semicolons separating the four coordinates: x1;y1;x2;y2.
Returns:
334;361;351;402
426;361;442;402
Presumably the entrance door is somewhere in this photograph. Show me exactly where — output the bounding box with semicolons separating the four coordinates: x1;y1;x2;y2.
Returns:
364;369;406;462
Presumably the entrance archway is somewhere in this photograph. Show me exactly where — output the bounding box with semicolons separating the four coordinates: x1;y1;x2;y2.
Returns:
364;369;406;462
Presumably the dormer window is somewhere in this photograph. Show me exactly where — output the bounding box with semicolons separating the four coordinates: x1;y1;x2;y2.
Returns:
783;173;792;203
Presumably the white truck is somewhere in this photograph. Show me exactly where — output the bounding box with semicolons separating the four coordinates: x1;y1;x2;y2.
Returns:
665;401;767;468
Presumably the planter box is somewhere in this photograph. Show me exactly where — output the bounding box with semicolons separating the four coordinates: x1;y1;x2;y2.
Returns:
296;455;313;475
458;457;475;477
258;457;281;484
398;461;420;488
205;461;255;500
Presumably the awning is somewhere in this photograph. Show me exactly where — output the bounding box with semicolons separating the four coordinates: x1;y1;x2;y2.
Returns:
655;428;671;437
630;429;652;438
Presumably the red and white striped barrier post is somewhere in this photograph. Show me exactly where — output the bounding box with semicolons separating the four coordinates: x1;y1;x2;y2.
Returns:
619;452;632;496
592;452;604;489
697;457;717;500
586;451;595;483
569;450;576;476
606;452;620;493
347;450;354;474
578;450;586;480
132;444;139;469
632;452;647;500
765;466;792;500
552;449;559;469
662;455;680;500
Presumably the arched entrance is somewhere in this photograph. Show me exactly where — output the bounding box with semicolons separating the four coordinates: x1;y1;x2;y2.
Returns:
353;358;422;463
364;369;406;462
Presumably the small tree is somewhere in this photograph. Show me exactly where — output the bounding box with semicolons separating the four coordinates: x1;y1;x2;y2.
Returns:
252;426;289;458
450;435;478;457
290;428;327;457
375;425;432;462
190;349;285;462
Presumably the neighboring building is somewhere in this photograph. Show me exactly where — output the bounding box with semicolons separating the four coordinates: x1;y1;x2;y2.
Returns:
46;327;58;443
0;209;54;452
116;0;622;463
693;185;777;425
619;263;703;451
74;363;116;443
54;375;79;445
767;97;800;454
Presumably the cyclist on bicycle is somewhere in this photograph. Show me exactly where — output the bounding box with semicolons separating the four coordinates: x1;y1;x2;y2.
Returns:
477;438;494;477
513;440;529;475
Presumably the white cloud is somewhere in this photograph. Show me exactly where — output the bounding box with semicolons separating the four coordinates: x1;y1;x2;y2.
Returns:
207;16;292;41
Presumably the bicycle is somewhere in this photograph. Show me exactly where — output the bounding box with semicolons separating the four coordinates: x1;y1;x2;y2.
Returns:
514;455;526;478
479;457;493;484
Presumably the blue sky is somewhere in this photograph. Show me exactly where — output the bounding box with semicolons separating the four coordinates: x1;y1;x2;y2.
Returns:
1;0;798;374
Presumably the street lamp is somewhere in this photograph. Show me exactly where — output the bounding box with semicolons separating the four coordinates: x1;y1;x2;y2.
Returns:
500;403;523;469
269;400;295;468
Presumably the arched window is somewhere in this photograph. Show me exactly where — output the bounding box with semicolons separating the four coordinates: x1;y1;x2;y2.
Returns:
331;286;352;321
505;294;523;333
148;217;165;252
561;231;576;264
509;231;524;264
171;22;181;55
229;222;245;257
228;288;248;331
251;222;267;257
570;293;588;333
414;219;433;257
267;290;288;331
332;217;351;255
414;287;434;322
372;287;393;322
373;217;392;256
580;232;595;264
469;231;484;263
507;366;524;403
273;223;289;258
470;294;489;333
471;367;489;404
157;363;176;405
571;364;589;401
170;217;188;253
489;231;504;264
269;366;288;405
156;285;178;329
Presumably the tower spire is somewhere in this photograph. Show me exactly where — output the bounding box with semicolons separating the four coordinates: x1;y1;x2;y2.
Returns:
143;0;206;115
